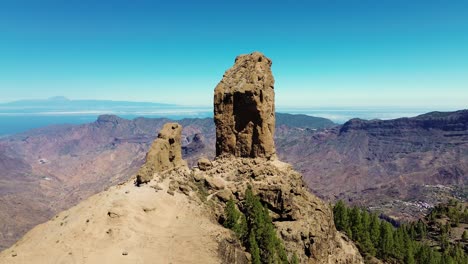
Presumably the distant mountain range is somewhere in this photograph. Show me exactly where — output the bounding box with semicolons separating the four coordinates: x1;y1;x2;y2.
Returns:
0;112;334;250
278;110;468;220
0;97;212;136
0;110;466;251
0;96;175;110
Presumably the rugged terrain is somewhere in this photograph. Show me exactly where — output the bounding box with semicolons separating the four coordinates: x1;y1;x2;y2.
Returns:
1;109;466;251
0;115;216;250
0;157;363;264
278;110;468;220
0;113;331;250
0;52;363;263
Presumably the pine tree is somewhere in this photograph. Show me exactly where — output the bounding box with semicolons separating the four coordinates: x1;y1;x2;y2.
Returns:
224;199;240;229
243;187;288;264
369;213;380;246
379;222;394;259
249;233;261;264
361;211;377;256
332;201;468;264
415;220;427;239
333;200;349;231
404;239;415;264
349;207;363;241
224;199;247;239
393;227;405;260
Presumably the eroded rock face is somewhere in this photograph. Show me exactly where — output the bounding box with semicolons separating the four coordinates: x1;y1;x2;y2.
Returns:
136;123;187;185
214;52;276;159
189;157;363;263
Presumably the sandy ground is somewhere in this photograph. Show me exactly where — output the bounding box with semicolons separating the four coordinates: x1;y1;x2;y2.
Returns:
0;179;226;264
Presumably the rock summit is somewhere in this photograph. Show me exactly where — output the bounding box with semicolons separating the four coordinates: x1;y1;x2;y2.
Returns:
214;52;276;159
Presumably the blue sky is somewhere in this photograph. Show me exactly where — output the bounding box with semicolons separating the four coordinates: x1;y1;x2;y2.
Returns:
1;0;467;108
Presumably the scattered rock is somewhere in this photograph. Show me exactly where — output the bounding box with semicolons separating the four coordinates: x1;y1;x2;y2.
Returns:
218;239;249;264
214;52;276;159
150;184;163;191
168;180;178;193
179;185;191;196
205;177;225;190
142;207;156;213
205;157;363;263
210;54;362;263
197;157;212;171
122;251;128;256
192;171;205;182
215;189;232;202
107;211;120;218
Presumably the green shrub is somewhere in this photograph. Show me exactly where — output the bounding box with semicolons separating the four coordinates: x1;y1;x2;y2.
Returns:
224;187;296;264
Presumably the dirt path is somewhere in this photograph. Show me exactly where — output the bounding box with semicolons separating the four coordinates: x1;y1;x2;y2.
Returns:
0;179;226;264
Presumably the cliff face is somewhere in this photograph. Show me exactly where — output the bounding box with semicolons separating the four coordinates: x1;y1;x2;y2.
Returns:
214;52;276;159
340;110;468;133
191;157;363;263
210;52;361;262
278;110;468;220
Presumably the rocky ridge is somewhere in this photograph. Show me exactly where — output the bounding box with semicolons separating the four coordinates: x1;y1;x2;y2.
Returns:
278;109;468;220
191;157;363;263
0;52;363;263
134;52;362;262
0;112;331;251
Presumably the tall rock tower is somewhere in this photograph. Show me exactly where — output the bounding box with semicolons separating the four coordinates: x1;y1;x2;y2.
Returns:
214;52;276;159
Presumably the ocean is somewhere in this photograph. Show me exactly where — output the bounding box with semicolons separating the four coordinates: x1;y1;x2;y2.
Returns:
0;107;458;137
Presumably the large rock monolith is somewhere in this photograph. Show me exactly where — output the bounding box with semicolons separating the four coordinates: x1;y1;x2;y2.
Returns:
214;52;276;159
136;123;187;185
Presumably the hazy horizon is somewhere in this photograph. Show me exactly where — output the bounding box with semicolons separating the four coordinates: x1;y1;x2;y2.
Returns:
1;1;467;108
0;95;464;136
0;96;466;110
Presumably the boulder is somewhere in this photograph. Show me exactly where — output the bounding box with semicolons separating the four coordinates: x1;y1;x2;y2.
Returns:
215;189;232;202
205;176;225;190
135;123;187;185
197;157;212;171
214;52;276;159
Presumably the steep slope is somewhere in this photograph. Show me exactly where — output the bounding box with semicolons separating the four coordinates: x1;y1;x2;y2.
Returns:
1;109;466;250
276;113;335;129
0;157;363;264
0;177;227;264
0;113;331;250
193;157;363;263
278;110;468;220
0;115;215;250
1;51;362;263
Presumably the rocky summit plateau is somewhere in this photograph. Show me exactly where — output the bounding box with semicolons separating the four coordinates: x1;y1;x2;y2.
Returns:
0;53;364;263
